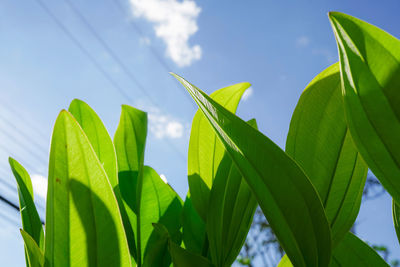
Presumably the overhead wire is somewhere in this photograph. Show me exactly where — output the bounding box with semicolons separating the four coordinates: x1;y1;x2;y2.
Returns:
34;0;186;161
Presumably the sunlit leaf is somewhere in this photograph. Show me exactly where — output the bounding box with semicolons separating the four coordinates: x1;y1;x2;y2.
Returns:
69;99;117;188
69;99;136;263
329;11;400;204
207;119;258;266
393;200;400;245
44;110;131;267
286;63;368;246
9;158;44;251
114;105;183;266
173;73;332;267
188;82;251;221
20;229;44;267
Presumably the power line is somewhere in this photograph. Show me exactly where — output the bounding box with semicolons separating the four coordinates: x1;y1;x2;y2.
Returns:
33;0;186;161
33;0;134;103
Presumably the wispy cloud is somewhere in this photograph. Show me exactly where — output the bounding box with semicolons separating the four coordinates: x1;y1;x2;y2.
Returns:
129;0;202;67
296;36;310;47
312;48;337;63
242;87;253;101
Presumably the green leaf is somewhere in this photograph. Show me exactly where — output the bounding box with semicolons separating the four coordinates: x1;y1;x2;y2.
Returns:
44;110;132;267
188;82;251;221
68;99;118;189
207;119;258;266
140;166;183;265
286;63;368;246
152;223;214;267
114;105;183;266
69;99;136;263
181;195;206;254
393;200;400;244
278;233;389;267
329;11;400;204
9;158;44;251
20;229;44;267
114;104;147;264
331;233;389;267
173;73;332;267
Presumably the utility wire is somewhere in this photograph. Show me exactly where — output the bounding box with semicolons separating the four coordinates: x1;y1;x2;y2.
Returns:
34;0;186;161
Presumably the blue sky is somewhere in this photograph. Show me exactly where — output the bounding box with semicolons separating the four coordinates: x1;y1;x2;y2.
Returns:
0;0;399;265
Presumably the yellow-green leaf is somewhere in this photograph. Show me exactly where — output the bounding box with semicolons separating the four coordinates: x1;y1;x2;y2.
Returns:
20;229;44;267
44;110;131;267
188;82;251;221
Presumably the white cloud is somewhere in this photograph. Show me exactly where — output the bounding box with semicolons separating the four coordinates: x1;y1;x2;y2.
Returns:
148;112;184;139
242;87;253;101
31;174;47;200
129;0;202;67
159;174;168;183
296;36;310;47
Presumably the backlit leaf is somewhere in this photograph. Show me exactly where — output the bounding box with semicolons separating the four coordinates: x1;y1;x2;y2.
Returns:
286;63;368;246
9;158;44;251
44;110;131;267
207;119;258;266
188;82;251;221
329;11;400;204
20;229;44;267
173;73;332;267
393;200;400;245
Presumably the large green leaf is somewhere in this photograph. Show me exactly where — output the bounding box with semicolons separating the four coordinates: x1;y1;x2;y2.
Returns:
393;200;400;244
44;110;131;267
68;99;117;188
278;233;388;267
329;12;400;204
9;158;44;251
114;105;147;264
69;99;136;263
188;82;251;221
114;105;183;266
207;119;258;266
181;195;206;254
20;229;44;267
286;63;368;246
330;233;389;267
173;73;332;267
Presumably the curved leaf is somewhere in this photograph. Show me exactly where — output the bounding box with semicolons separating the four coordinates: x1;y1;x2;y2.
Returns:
68;99;117;188
69;99;136;263
114;104;147;265
329;11;400;204
44;110;131;267
9;158;44;251
331;233;389;267
278;233;388;267
173;73;332;267
188;82;251;221
181;195;206;254
286;63;368;246
393;200;400;245
20;229;44;267
207;119;258;266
